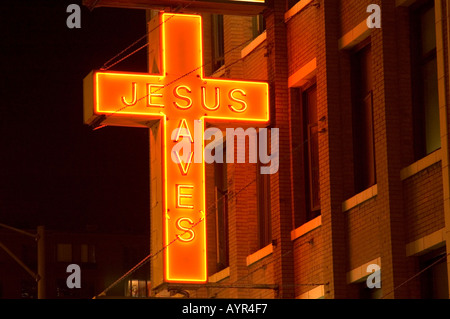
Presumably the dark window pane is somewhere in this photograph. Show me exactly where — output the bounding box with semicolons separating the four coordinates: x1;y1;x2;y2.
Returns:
352;44;376;193
303;85;320;219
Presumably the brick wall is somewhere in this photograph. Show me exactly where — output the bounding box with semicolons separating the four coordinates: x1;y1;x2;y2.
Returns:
247;255;276;298
293;228;324;297
286;3;320;77
339;0;373;36
345;199;380;271
188;0;449;299
403;163;445;243
223;15;253;79
242;40;268;81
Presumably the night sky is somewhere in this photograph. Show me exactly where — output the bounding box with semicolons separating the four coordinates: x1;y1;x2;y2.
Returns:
1;0;150;234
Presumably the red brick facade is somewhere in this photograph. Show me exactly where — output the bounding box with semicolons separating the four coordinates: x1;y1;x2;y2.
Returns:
181;0;450;299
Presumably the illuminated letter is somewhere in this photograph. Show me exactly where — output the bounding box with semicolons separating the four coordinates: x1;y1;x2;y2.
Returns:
228;89;248;113
147;84;164;107
173;119;193;142
174;85;193;109
176;217;195;242
171;138;192;174
177;185;194;209
201;87;220;111
171;119;194;174
121;82;137;106
174;151;194;175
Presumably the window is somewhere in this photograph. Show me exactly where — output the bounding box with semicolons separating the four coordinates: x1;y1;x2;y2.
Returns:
303;84;321;221
357;281;382;299
20;280;36;299
419;248;449;299
22;244;37;269
126;279;150;298
211;14;225;73
56;278;77;298
252;15;265;39
351;42;376;194
56;243;72;263
411;0;441;159
257;162;271;249
57;243;96;264
288;0;299;10
214;160;229;271
80;244;96;264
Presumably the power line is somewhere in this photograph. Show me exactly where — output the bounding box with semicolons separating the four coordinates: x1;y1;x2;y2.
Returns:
91;6;320;298
93;133;314;298
101;33;148;71
95;171;258;298
94;35;266;125
89;11;292;128
94;117;450;299
89;6;450;300
380;253;449;299
100;5;191;71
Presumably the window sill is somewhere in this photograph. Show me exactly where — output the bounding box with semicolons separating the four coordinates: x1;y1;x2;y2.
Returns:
291;215;322;241
406;228;446;257
285;0;314;22
212;64;226;78
246;244;273;266
288;58;317;88
296;285;325;299
241;30;266;59
342;184;378;212
400;149;442;181
209;267;230;283
347;257;381;284
338;19;370;50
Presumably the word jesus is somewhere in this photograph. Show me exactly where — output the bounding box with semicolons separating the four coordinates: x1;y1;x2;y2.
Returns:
123;83;249;114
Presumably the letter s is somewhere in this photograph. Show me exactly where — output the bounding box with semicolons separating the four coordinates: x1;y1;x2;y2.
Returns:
176;218;195;242
228;89;248;113
173;85;193;109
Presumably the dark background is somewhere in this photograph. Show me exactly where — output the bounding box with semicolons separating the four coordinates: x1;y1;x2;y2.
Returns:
0;0;150;234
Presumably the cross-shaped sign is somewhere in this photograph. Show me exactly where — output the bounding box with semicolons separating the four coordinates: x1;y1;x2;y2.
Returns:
84;12;269;285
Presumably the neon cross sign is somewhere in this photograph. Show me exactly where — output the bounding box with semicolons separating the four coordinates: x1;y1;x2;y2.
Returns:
84;12;269;284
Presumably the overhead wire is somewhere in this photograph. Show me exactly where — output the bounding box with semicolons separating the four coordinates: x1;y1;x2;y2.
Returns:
91;3;329;298
101;33;148;71
380;253;450;299
90;4;450;300
94;128;320;298
89;4;298;127
93;34;266;125
100;4;191;71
